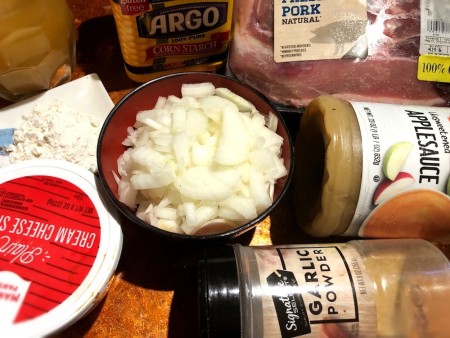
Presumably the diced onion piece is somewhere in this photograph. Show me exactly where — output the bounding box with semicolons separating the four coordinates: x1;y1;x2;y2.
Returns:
234;162;252;184
218;205;246;221
180;96;201;108
214;105;250;165
154;206;178;220
167;95;183;104
198;95;239;123
154;96;167;109
172;132;190;168
136;108;170;129
215;87;256;112
116;82;289;235
249;148;277;174
267;111;278;132
130;170;174;190
223;196;257;220
191;141;215;165
181;82;215;98
181;204;219;233
258;126;284;149
186;107;208;138
135;109;153;122
175;166;240;201
196;204;219;224
131;147;168;169
117;149;131;177
158;220;183;233
249;170;272;213
151;130;172;150
247;112;266;132
117;179;137;209
183;202;198;227
171;104;187;133
271;157;288;181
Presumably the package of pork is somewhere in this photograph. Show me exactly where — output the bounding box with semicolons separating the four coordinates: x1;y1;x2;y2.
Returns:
228;0;450;108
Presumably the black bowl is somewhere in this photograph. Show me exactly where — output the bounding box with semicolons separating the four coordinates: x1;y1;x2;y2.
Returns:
97;72;293;241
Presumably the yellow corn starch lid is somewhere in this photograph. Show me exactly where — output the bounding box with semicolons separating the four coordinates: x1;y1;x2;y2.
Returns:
0;159;123;337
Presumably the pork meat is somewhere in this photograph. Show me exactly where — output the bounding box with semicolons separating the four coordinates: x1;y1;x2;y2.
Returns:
228;0;450;107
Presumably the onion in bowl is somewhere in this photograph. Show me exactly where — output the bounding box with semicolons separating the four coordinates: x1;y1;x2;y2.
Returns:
114;82;288;235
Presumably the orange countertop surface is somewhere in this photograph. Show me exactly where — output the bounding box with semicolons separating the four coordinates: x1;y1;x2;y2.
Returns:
1;1;449;337
46;1;319;337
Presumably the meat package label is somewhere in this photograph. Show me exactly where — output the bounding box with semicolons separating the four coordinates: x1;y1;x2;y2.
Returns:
418;0;450;84
419;0;450;57
273;0;368;63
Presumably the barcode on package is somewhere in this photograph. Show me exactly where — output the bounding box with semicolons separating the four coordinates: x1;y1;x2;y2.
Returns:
426;20;450;34
420;0;450;56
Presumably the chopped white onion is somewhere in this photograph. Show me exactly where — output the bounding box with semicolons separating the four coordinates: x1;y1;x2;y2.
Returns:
116;82;288;235
215;87;256;112
181;82;215;98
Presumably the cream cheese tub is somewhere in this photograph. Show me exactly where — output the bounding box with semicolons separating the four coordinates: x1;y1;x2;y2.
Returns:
0;159;123;337
293;96;450;239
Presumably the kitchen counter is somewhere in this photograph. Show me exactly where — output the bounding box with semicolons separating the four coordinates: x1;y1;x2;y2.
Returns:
1;1;448;337
45;1;318;337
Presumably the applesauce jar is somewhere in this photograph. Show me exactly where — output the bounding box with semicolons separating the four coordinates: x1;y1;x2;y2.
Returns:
0;0;76;101
293;96;450;239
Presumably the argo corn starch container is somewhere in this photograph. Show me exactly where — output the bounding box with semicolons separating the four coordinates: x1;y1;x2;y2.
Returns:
110;0;234;82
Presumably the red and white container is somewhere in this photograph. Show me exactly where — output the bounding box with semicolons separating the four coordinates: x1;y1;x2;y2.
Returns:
0;159;123;337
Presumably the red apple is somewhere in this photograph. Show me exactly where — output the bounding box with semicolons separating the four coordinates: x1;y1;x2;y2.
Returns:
373;172;415;205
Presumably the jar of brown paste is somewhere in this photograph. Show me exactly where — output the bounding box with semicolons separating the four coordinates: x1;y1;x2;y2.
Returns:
293;96;450;239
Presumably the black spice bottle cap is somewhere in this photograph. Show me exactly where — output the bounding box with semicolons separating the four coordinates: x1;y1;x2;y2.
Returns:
198;245;241;338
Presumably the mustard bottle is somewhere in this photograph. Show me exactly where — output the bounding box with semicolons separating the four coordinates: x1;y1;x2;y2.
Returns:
293;96;450;239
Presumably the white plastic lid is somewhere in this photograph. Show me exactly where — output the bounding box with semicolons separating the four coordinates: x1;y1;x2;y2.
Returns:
0;159;123;337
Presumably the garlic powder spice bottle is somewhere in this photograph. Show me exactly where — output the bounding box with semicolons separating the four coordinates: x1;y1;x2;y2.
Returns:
198;239;450;338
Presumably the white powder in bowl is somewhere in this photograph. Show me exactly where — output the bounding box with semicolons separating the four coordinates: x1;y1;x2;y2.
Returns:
7;100;101;172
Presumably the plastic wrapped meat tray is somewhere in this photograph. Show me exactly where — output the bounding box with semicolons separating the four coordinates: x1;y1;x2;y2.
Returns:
228;0;450;107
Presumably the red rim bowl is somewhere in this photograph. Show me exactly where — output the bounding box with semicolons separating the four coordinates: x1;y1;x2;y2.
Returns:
96;72;293;241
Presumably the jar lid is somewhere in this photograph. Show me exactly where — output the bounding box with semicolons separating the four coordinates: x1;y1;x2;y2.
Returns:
198;245;241;338
0;159;123;337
